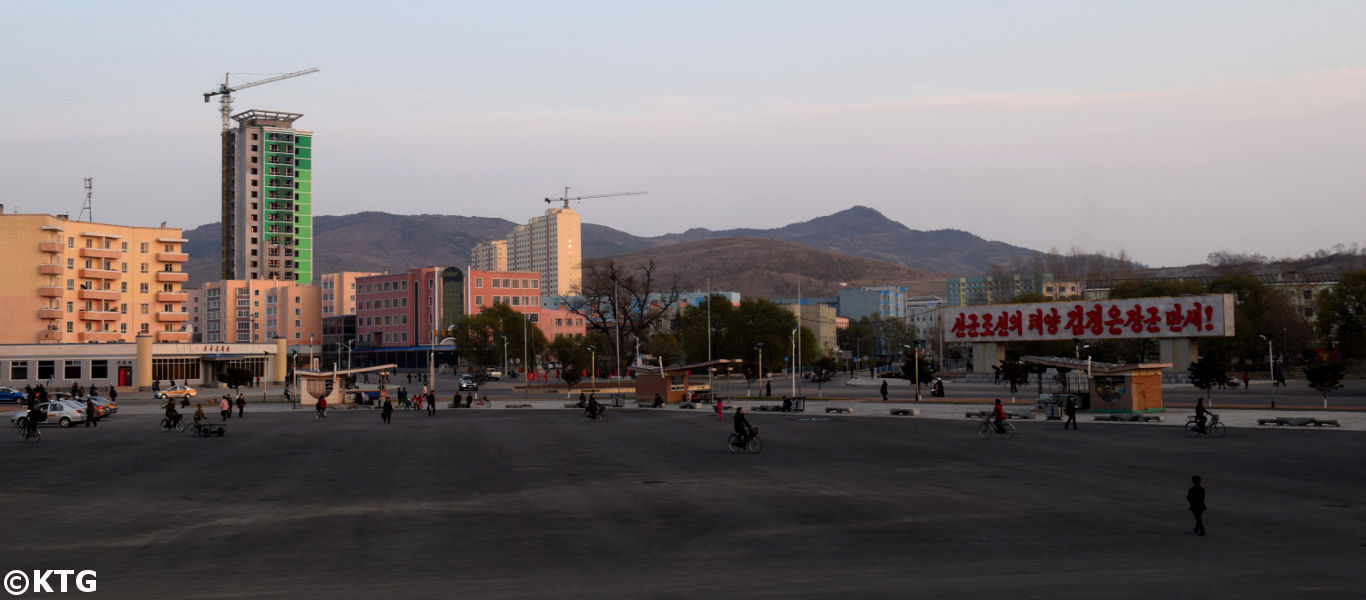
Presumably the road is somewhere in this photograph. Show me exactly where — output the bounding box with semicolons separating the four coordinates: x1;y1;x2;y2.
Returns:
6;403;1364;599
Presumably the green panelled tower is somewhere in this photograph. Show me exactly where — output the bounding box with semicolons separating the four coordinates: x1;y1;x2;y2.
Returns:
225;110;314;284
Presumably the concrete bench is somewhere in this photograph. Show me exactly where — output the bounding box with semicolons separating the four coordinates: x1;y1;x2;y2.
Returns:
1257;418;1282;426
677;403;696;410
890;408;920;417
825;407;852;414
636;402;663;408
504;404;533;409
1260;417;1341;427
1313;419;1340;427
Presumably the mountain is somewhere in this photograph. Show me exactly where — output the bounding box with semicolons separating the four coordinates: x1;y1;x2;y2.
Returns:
182;206;1044;287
579;206;1043;275
587;236;951;299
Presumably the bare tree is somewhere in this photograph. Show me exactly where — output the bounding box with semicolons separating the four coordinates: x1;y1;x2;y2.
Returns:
561;258;683;368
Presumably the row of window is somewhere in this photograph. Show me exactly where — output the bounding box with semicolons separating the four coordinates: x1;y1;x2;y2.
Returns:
360;297;407;310
54;238;177;254
8;360;115;381
472;295;536;307
473;277;539;289
361;315;408;327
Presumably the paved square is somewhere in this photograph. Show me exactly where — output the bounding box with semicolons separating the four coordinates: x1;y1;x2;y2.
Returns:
7;407;1364;598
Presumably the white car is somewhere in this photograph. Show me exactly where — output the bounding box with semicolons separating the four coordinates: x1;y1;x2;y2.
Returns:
11;401;88;428
485;370;502;381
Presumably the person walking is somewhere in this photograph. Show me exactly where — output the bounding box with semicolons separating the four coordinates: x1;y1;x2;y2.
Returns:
85;396;97;427
219;396;231;421
108;386;117;404
765;380;772;397
1188;475;1207;536
880;380;889;402
427;392;436;416
1064;396;1078;430
236;394;245;418
381;398;393;424
715;398;724;420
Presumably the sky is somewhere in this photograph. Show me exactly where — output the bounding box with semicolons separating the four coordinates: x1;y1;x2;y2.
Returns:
2;0;1363;269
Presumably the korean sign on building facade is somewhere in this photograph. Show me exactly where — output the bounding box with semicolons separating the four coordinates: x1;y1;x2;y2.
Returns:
945;295;1234;342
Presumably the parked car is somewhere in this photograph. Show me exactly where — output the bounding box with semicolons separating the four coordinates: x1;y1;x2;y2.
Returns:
156;385;197;400
10;401;87;428
0;387;26;403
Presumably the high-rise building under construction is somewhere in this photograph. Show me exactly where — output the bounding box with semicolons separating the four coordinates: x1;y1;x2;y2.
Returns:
221;110;314;284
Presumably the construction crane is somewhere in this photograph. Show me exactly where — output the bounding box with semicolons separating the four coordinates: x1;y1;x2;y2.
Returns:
545;187;647;209
203;68;320;131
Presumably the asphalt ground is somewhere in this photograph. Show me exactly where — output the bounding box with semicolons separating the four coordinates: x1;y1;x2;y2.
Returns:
6;404;1365;599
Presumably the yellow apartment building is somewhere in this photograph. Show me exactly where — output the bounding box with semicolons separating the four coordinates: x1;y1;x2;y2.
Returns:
0;208;190;344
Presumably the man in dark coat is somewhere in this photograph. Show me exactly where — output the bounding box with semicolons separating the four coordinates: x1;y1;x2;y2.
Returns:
1188;475;1206;536
1064;397;1078;430
880;380;889;401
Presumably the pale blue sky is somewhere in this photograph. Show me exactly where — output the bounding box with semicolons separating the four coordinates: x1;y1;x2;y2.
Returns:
2;1;1363;268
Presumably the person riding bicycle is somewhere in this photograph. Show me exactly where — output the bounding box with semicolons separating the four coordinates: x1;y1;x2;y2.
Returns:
734;406;753;448
586;395;601;420
192;403;206;433
1194;397;1209;434
990;399;1008;434
316;396;328;419
164;398;181;425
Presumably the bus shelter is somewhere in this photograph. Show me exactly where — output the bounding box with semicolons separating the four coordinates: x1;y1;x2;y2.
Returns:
629;359;743;405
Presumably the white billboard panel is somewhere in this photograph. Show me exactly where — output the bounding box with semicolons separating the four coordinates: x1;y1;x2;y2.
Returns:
944;295;1234;342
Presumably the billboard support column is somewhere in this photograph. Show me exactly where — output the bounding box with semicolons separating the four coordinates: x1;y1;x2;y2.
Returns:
1159;338;1199;376
972;342;1002;376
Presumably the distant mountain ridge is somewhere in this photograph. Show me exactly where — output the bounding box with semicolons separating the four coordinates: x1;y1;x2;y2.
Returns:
181;206;1045;288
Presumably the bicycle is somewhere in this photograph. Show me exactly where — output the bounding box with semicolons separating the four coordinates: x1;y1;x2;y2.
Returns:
1185;414;1226;438
160;415;187;433
19;422;40;443
584;406;608;422
316;408;327;421
977;419;1016;439
728;426;762;453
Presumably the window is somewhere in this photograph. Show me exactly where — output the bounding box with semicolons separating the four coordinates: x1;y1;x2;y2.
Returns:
475;278;482;288
64;360;81;380
67;279;74;290
139;263;149;274
294;319;300;327
67;322;74;332
492;279;500;288
37;360;55;380
66;302;74;313
121;242;128;252
68;237;74;248
10;361;28;380
140;283;149;293
475;296;483;306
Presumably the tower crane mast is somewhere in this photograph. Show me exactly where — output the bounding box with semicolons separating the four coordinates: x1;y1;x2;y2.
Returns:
545;187;647;209
203;67;320;131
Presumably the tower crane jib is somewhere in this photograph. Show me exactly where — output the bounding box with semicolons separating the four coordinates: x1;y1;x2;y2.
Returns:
203;67;320;131
545;187;647;209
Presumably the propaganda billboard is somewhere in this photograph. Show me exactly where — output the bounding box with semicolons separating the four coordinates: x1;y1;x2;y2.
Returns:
944;295;1234;342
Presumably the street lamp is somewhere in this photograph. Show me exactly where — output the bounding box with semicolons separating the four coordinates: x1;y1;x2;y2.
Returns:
587;345;597;393
791;328;798;399
904;343;920;402
496;333;508;380
1259;334;1274;403
754;342;763;397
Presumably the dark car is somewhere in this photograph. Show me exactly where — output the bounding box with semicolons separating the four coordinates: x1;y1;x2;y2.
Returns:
458;376;479;392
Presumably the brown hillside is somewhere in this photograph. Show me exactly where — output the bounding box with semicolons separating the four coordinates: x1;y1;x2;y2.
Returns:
594;236;950;299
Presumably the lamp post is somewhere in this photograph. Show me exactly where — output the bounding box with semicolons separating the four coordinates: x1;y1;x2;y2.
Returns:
587;345;597;393
791;328;798;399
262;349;270;404
754;342;763;397
1260;334;1274;402
496;333;508;380
904;343;920;402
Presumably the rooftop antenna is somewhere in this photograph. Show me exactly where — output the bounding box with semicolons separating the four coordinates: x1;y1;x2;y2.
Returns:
79;177;93;222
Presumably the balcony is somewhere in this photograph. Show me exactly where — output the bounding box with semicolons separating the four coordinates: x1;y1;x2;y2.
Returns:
39;241;64;253
156;311;189;323
156;291;189;302
157;252;189;263
38;330;64;343
79;310;122;321
38;263;63;275
38;309;63;320
78;268;122;280
79;289;121;301
155;330;190;343
156;271;188;283
81;331;123;343
39;287;65;298
79;248;122;259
